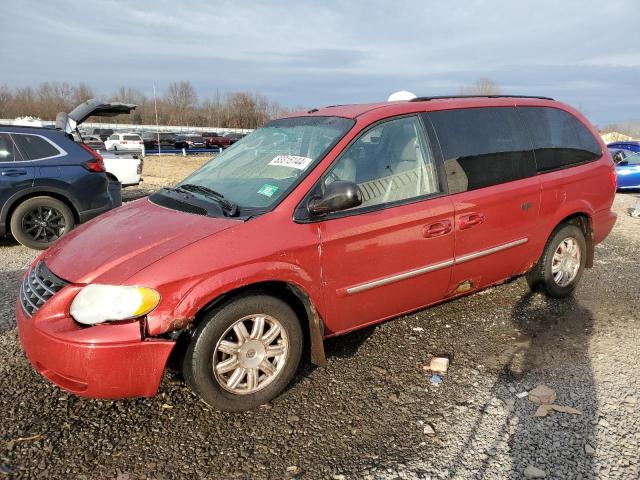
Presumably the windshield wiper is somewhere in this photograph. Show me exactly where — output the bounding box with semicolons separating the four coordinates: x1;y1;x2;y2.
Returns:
174;183;239;216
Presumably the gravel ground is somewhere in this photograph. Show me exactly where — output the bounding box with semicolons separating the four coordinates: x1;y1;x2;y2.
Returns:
0;185;638;479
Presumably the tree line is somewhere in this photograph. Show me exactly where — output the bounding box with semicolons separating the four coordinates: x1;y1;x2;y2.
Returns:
0;81;296;129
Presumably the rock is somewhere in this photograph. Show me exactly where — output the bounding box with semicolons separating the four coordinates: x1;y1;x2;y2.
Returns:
372;366;388;375
585;444;595;456
528;385;557;405
598;418;610;428
423;424;436;435
524;465;547;479
286;466;299;473
623;395;637;405
287;415;300;423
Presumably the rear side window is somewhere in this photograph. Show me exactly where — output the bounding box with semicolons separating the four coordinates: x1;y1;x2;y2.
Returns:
11;134;61;160
123;135;140;141
0;133;24;162
518;107;601;172
426;107;536;193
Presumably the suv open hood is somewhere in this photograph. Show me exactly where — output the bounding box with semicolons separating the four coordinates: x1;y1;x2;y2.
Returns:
55;99;137;134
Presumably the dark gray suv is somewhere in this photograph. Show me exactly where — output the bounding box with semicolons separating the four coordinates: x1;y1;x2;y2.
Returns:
0;100;135;249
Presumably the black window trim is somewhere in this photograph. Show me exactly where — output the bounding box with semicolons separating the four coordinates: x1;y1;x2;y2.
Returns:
294;113;447;224
7;132;67;161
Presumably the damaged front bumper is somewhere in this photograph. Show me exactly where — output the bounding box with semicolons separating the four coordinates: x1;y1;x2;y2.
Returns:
16;286;175;399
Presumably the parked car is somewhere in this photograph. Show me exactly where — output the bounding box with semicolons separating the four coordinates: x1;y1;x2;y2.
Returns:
102;152;143;187
607;141;640;153
142;132;176;151
609;148;640;189
202;132;231;149
89;128;114;141
104;133;143;152
223;132;247;144
175;134;206;149
80;135;105;151
0;101;128;248
16;95;616;411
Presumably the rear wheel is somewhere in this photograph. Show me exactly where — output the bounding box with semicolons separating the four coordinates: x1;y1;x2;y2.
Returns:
526;223;586;298
183;295;303;411
10;196;75;250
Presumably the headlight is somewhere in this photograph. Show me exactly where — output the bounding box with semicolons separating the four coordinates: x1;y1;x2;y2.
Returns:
70;284;160;326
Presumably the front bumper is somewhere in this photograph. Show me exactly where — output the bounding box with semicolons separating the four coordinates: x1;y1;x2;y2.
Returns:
16;285;175;399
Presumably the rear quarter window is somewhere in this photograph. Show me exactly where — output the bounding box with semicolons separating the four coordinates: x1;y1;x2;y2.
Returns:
425;107;536;193
518;107;602;172
11;134;62;160
123;135;140;141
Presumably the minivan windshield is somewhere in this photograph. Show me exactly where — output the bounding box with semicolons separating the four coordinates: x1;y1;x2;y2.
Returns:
179;116;354;211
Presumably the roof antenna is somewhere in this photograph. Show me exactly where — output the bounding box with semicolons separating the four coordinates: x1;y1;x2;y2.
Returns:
387;90;417;102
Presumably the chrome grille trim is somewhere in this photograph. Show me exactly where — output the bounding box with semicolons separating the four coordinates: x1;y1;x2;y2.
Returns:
20;262;67;317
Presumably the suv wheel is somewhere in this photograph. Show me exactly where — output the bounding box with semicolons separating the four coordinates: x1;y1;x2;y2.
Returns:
183;295;303;411
10;196;75;250
525;223;586;298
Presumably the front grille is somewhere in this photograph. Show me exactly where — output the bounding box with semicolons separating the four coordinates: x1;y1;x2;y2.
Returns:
20;262;68;316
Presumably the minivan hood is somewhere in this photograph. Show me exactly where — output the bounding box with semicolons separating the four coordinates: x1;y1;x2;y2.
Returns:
43;199;238;284
55;99;137;134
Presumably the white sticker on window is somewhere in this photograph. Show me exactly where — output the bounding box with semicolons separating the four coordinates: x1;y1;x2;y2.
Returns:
268;155;313;170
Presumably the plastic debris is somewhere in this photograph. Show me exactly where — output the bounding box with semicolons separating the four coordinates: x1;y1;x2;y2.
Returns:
516;391;529;399
429;357;450;374
430;375;442;385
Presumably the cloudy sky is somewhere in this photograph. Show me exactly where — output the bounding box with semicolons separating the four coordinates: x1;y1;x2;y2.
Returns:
1;0;639;125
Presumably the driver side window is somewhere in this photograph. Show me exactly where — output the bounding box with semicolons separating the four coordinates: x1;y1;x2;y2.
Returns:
324;116;439;210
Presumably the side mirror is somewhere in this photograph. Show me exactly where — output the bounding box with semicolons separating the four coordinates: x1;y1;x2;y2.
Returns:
308;180;361;216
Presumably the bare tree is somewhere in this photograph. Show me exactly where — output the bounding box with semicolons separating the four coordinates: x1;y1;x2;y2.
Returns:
165;81;198;125
458;77;502;96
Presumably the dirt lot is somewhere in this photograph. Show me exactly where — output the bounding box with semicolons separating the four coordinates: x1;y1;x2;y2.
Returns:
121;155;211;201
0;159;638;479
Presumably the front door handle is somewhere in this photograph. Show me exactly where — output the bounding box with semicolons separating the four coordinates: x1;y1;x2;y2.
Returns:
423;220;452;238
459;213;485;230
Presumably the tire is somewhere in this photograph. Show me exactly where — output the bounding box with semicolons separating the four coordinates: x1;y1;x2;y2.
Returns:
525;223;586;298
183;294;303;412
10;196;75;250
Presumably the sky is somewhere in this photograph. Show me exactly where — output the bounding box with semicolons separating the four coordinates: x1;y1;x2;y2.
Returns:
1;0;639;126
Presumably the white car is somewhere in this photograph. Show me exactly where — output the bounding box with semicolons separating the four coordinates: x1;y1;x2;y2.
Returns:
104;133;143;152
101;151;143;187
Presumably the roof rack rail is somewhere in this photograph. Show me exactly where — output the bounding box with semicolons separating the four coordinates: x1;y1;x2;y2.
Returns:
409;95;554;102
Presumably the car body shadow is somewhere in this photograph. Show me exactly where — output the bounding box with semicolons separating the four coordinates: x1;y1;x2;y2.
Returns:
446;292;596;478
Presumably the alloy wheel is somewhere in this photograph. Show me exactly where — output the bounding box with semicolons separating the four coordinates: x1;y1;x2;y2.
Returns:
551;237;581;287
21;206;66;243
213;314;289;395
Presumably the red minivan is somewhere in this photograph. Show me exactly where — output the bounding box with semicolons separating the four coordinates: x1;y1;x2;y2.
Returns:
16;96;617;411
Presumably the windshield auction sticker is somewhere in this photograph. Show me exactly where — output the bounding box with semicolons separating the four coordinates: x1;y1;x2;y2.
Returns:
257;184;279;197
268;155;313;170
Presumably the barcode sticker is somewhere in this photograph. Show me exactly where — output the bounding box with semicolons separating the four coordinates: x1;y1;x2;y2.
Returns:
268;155;313;170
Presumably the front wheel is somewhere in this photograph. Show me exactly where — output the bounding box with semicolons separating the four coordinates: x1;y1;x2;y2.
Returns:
183;295;303;411
526;223;586;298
